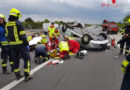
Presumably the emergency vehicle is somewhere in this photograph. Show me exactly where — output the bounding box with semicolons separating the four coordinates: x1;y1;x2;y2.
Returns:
102;20;118;34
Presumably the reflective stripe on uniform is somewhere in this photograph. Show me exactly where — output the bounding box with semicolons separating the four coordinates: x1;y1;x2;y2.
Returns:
120;29;125;34
121;60;130;74
14;25;19;41
6;22;16;25
24;60;30;73
19;31;26;35
2;64;7;67
9;41;23;45
1;41;9;46
10;62;13;65
14;68;20;72
125;50;130;54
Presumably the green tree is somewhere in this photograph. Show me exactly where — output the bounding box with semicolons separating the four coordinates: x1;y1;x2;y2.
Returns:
25;17;34;22
44;19;50;23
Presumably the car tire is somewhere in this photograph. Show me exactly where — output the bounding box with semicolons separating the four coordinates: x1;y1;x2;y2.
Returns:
99;33;107;39
77;23;83;28
62;24;68;33
81;34;92;44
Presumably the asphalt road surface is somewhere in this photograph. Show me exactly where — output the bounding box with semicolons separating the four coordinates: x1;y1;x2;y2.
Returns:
0;26;126;90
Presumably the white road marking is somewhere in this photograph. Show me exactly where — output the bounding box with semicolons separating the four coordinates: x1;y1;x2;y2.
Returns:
0;59;53;90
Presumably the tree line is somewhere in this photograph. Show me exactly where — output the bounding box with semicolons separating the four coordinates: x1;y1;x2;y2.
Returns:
22;17;92;29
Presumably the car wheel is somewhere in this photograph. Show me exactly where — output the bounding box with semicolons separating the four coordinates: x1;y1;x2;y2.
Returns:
99;33;107;39
81;34;92;44
62;24;68;33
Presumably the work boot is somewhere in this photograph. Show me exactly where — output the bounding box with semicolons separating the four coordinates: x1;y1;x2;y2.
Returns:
15;72;23;80
3;70;10;74
16;74;23;80
24;76;33;82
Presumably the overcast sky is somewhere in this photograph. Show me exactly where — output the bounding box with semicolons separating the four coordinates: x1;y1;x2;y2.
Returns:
0;0;130;24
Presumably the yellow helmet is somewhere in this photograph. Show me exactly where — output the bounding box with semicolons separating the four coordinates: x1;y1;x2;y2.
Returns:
128;18;130;24
10;8;22;19
0;14;5;21
41;34;46;37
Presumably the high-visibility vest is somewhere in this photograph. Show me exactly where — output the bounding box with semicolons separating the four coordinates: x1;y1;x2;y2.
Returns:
41;34;47;43
49;29;55;38
59;41;69;52
41;38;47;44
48;27;55;33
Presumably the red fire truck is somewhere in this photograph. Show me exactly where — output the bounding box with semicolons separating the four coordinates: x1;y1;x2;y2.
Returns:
102;20;118;34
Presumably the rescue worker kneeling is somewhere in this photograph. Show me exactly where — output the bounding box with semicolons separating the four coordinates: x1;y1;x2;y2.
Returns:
59;41;70;59
34;42;49;64
64;36;80;53
121;54;130;90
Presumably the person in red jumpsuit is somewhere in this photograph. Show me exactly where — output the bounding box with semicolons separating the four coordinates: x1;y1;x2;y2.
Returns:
46;38;57;51
54;28;60;47
64;37;80;53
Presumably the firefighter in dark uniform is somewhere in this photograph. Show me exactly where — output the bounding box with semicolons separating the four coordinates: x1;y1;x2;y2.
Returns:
121;54;130;90
5;8;32;81
0;14;13;74
124;19;130;55
119;26;126;55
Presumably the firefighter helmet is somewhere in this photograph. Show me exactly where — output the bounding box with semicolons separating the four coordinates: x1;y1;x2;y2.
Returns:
10;8;22;19
0;14;5;21
128;18;130;24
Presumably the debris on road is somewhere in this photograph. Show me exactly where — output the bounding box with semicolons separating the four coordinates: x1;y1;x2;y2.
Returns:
47;60;64;65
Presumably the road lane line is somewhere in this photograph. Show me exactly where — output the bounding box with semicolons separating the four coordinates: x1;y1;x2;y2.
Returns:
0;59;53;90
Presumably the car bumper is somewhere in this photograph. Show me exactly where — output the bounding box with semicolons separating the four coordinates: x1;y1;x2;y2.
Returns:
80;39;110;50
